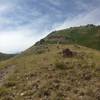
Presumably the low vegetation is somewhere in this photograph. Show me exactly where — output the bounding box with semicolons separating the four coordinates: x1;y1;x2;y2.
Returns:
0;25;100;100
37;24;100;50
0;44;100;100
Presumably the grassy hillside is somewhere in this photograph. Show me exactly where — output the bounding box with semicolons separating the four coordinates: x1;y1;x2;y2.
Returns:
36;24;100;50
0;53;16;62
0;44;100;100
0;24;100;100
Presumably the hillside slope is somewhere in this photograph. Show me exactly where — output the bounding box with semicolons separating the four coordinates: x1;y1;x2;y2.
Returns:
0;24;100;100
0;44;100;100
36;24;100;50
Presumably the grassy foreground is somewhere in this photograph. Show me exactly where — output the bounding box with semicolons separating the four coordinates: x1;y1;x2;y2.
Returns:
0;44;100;100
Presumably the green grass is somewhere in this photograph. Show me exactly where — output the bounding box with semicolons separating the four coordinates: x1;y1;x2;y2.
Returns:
40;24;100;50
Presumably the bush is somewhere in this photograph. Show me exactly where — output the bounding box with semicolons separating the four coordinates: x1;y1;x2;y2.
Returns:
4;81;16;88
0;87;10;97
33;45;49;54
1;96;14;100
55;60;66;70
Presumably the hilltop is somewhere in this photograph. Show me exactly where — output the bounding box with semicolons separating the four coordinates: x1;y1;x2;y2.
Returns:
36;24;100;50
0;25;100;100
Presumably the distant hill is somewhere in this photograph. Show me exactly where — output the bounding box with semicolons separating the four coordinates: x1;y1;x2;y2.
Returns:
0;53;15;61
36;24;100;50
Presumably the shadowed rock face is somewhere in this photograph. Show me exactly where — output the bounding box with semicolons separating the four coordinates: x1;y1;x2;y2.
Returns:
62;48;75;57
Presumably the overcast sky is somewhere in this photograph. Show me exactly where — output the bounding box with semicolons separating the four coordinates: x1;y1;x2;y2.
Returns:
0;0;100;53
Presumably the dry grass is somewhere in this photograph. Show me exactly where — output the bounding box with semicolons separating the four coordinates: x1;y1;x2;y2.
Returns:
0;44;100;100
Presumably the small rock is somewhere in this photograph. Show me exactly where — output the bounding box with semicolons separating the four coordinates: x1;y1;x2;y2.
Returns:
20;92;26;96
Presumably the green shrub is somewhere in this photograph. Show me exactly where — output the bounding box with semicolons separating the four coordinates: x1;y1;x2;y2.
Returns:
54;59;66;70
4;81;16;88
0;87;10;97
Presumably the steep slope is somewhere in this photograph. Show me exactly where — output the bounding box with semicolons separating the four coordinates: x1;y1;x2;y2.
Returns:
36;24;100;50
0;44;100;100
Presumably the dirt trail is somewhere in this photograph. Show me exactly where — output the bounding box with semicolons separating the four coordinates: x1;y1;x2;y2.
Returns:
0;65;16;86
